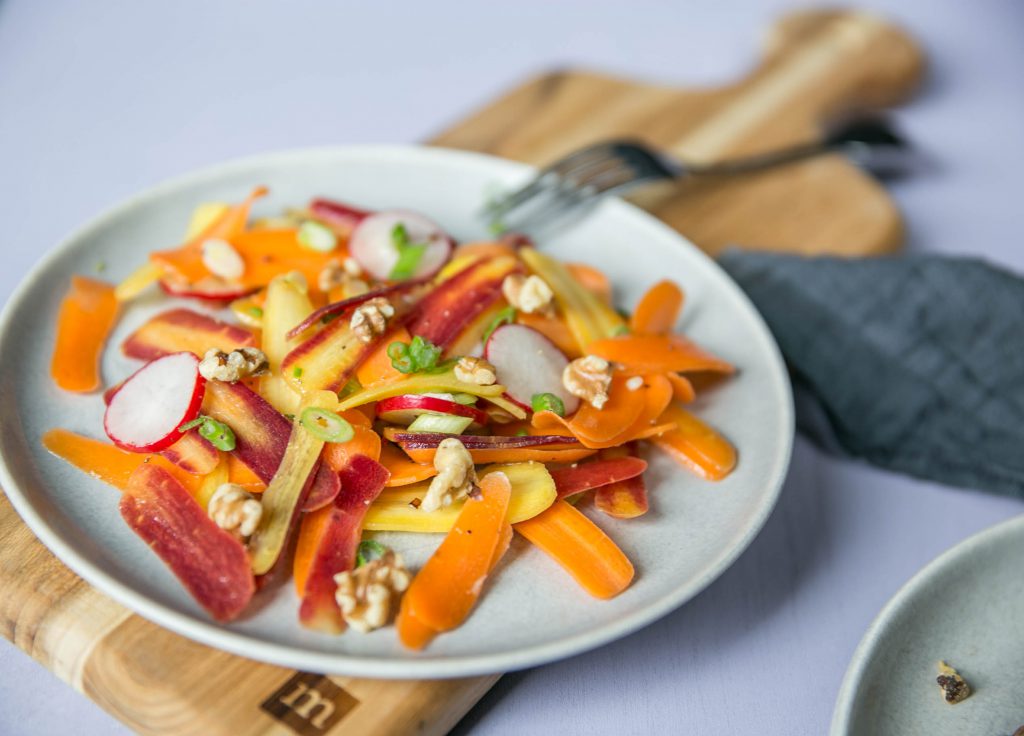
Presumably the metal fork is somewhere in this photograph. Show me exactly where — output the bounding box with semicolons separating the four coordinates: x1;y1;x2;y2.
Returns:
482;115;914;234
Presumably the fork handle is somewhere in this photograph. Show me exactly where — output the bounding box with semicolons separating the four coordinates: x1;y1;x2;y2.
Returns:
667;10;922;165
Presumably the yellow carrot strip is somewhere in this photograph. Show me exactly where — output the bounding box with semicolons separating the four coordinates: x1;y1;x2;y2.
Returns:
649;403;737;481
50;276;119;393
185;202;230;238
195;453;229;511
514;500;634;599
397;471;512;647
248;390;340;575
520;248;625;350
363;462;554;532
337;368;525;419
114;262;164;301
260;272;314;414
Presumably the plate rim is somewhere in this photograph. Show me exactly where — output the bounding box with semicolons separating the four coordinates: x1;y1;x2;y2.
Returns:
0;143;794;678
829;512;1024;734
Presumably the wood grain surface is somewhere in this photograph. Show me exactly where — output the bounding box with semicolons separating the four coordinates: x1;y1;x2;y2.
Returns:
0;9;923;736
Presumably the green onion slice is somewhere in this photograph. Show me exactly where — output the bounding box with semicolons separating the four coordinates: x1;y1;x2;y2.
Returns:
300;407;355;443
297;221;338;253
406;413;473;434
531;392;566;417
197;417;236;451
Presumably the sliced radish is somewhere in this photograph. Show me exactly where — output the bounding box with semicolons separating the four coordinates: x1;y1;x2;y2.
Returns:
485;324;580;415
104;352;207;453
160;276;254;303
376;394;487;428
349;210;453;281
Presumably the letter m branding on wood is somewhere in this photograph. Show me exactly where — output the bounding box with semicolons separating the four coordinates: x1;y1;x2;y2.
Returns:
260;672;360;734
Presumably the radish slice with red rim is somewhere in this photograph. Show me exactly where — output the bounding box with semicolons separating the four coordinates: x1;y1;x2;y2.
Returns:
104;352;207;452
376;394;488;427
349;210;453;281
485;323;580;415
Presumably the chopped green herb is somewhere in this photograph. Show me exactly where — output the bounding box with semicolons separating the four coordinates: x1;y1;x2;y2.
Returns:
531;392;565;417
197;416;236;451
407;335;442;371
284;413;295;421
488;219;508;237
297;220;338;253
95;260;107;274
611;324;631;336
389;223;429;280
248;306;264;318
387;335;443;374
451;393;478;405
292;367;303;378
515;429;529;437
482;305;516;345
356;539;388;567
300;406;354;443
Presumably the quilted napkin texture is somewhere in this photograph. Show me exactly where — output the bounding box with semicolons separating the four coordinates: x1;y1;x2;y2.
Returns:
718;250;1024;500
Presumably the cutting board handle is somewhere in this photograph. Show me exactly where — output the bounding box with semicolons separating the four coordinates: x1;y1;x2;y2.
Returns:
670;9;925;163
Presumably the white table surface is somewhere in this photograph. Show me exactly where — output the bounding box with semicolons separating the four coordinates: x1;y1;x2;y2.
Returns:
2;1;1023;734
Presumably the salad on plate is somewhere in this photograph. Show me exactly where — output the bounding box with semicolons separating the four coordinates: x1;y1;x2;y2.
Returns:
44;187;737;649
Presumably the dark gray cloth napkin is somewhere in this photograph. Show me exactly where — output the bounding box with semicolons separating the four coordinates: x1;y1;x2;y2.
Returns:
717;250;1024;500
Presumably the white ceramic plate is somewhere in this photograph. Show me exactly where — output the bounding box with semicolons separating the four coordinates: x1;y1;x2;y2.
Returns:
0;145;792;678
831;514;1024;735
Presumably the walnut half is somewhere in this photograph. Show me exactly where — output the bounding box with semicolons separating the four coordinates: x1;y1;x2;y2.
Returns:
563;355;612;409
208;483;262;539
502;273;554;315
454;356;497;386
421;438;477;513
199;347;269;383
350;297;395;343
334;549;411;632
936;661;972;704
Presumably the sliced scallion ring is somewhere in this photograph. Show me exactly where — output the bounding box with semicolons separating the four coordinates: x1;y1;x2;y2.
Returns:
300;406;354;443
297;220;338;253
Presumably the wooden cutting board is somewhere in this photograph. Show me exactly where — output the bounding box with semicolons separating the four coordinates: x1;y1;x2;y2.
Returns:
0;9;923;736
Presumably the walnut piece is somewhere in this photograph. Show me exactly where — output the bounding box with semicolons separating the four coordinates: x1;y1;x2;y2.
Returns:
454;356;497;386
208;483;262;539
350;297;395;343
199;347;269;382
421;438;477;513
502;274;554;315
563;355;612;409
318;258;369;297
201;238;246;280
333;549;411;633
936;661;972;704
